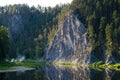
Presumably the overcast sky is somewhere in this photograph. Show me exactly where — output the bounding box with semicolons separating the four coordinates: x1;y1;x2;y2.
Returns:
0;0;73;7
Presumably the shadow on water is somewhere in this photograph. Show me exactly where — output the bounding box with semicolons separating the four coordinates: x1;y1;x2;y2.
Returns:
0;65;120;80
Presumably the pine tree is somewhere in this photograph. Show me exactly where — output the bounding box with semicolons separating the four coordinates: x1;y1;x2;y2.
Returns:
98;17;106;46
0;26;10;59
105;24;113;54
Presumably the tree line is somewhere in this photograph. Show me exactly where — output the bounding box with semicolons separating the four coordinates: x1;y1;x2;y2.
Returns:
71;0;120;61
0;0;120;61
0;4;67;59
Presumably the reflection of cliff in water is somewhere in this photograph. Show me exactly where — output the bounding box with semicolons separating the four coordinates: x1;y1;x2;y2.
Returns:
39;65;90;80
0;65;120;80
37;65;120;80
0;70;34;80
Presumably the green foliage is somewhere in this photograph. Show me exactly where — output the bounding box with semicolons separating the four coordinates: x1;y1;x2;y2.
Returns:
0;59;52;70
17;59;52;68
0;0;119;60
57;5;71;25
35;45;41;58
98;17;106;46
0;60;16;70
88;25;96;49
47;25;58;43
0;26;10;59
47;4;71;43
71;0;120;55
105;24;113;54
0;4;66;59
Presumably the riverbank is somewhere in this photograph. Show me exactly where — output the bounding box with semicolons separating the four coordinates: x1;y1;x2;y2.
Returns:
0;60;120;71
0;60;16;70
54;61;120;71
0;59;51;70
0;66;34;73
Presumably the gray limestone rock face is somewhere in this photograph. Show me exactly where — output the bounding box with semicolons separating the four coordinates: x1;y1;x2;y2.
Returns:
8;14;23;39
7;14;23;58
45;13;90;64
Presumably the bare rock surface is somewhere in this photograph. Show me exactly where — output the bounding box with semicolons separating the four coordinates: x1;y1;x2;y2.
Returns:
45;13;90;64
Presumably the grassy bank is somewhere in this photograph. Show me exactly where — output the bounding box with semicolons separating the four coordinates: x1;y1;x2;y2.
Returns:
17;59;52;68
55;61;120;71
1;59;120;71
0;60;17;70
0;59;52;70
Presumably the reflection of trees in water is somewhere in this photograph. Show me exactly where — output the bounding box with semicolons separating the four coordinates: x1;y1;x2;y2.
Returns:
39;65;90;80
105;69;114;80
38;65;120;80
0;71;35;80
34;69;44;80
90;68;120;80
105;69;120;80
90;69;105;80
0;65;120;80
0;73;5;80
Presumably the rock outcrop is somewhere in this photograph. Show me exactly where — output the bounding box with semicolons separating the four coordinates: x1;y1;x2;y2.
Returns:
7;14;23;58
45;13;90;64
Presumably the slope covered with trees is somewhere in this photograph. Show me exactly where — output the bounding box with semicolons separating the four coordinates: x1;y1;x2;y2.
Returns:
0;26;10;59
46;0;120;63
0;0;120;63
71;0;120;62
0;4;67;59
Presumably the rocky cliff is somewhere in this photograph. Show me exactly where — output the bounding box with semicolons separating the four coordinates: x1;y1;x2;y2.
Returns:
45;13;90;64
7;14;23;58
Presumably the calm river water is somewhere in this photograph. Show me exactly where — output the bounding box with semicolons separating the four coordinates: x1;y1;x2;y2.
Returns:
0;65;120;80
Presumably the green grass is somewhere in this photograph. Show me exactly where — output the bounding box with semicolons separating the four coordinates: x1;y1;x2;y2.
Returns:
0;60;17;70
17;59;52;68
1;59;120;71
0;59;52;70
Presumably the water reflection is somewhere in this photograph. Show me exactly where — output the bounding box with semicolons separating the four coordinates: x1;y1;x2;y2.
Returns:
0;70;34;80
0;65;120;80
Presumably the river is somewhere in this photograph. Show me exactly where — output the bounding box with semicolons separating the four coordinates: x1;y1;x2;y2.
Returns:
0;65;120;80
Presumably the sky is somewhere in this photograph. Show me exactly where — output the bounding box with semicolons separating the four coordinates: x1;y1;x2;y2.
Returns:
0;0;73;7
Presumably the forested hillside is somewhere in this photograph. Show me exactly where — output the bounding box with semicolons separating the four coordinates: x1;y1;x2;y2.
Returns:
70;0;120;62
45;0;120;63
0;4;68;59
0;26;9;59
0;0;120;63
